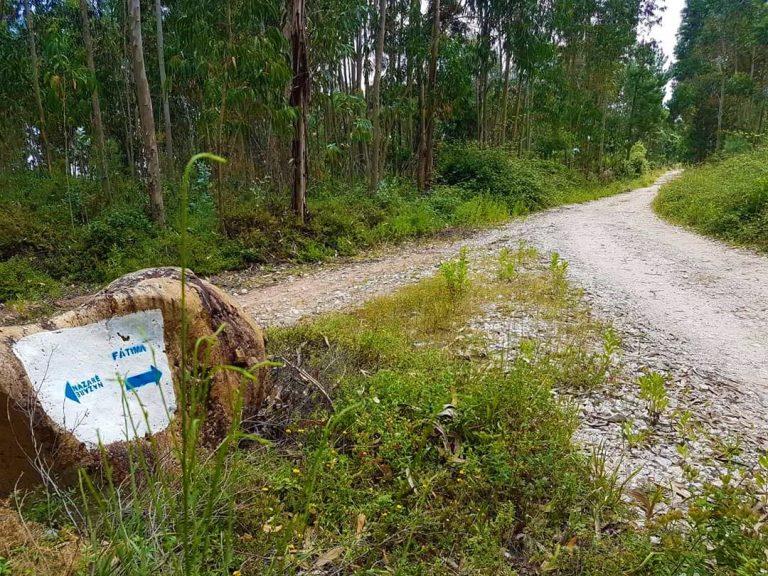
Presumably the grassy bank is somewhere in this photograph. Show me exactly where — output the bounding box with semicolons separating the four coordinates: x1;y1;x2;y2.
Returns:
0;145;658;308
654;147;768;251
8;247;768;574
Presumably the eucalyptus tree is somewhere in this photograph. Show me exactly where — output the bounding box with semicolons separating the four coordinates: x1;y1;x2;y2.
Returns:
78;0;110;190
24;0;53;174
289;0;309;223
129;0;164;225
670;0;768;159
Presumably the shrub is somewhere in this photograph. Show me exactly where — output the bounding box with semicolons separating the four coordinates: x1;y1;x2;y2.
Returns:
453;195;509;226
654;147;768;251
437;143;559;211
625;141;650;176
439;247;470;300
0;256;60;302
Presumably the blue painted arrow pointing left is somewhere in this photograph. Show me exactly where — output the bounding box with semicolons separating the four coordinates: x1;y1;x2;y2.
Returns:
125;365;163;391
64;382;80;404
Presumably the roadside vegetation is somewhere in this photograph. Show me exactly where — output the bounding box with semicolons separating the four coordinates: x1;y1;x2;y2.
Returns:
0;144;658;312
7;246;768;574
654;146;768;251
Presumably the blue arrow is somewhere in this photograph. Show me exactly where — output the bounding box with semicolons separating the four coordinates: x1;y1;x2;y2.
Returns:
125;365;162;391
64;382;80;404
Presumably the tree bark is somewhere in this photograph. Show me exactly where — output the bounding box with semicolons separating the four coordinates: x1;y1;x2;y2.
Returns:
370;0;387;192
417;0;440;191
155;0;173;162
24;0;53;174
498;50;511;145
129;0;165;225
79;0;111;192
289;0;309;224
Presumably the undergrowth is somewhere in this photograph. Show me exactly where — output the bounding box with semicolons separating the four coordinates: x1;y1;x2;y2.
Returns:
654;147;768;251
0;145;659;308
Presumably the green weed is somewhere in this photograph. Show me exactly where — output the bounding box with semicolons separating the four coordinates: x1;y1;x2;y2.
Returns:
496;247;517;281
638;371;669;424
439;247;471;300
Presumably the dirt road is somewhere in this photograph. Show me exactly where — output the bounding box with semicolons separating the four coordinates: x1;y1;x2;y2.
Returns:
238;170;768;479
241;171;768;385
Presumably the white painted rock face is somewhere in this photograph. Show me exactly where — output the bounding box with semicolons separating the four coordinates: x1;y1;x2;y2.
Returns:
12;310;176;447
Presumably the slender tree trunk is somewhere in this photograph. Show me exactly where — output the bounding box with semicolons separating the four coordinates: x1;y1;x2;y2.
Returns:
626;78;639;159
498;50;511;145
290;0;309;223
155;0;173;162
370;0;387;191
512;75;523;153
24;0;53;174
79;0;111;192
417;0;440;191
598;97;607;172
716;69;726;151
129;0;165;225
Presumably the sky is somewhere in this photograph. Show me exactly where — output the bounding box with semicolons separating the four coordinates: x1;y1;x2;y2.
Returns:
648;0;686;68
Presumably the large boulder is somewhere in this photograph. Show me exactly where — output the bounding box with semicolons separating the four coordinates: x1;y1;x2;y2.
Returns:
0;268;268;493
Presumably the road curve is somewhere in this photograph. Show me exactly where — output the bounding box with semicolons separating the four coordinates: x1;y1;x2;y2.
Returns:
238;171;768;391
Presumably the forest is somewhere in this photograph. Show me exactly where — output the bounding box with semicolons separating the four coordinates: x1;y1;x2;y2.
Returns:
2;0;768;302
0;0;677;306
6;0;768;574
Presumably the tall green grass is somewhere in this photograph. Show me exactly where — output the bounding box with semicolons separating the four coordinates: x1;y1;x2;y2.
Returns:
654;147;768;250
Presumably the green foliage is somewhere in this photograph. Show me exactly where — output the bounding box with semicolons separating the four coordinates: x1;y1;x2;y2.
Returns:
439;247;470;300
654;147;768;251
670;0;768;160
1;157;654;304
638;371;669;424
496;247;517;281
437;144;578;212
453;195;509;226
625;142;650;177
0;256;60;302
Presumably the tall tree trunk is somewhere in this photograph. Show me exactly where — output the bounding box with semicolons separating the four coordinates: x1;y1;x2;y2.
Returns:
716;69;726;151
129;0;165;225
79;0;111;192
155;0;173;162
370;0;387;192
290;0;309;223
626;77;639;159
498;50;511;145
24;0;52;174
511;76;523;154
715;37;727;152
598;96;607;172
417;0;440;191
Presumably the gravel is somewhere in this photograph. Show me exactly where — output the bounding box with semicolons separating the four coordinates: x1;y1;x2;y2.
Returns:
232;171;768;494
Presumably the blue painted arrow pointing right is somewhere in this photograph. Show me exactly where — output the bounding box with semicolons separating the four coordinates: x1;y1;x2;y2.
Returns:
125;365;163;391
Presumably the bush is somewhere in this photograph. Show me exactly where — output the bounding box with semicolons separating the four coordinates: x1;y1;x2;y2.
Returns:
624;142;650;177
654;147;768;250
453;195;509;226
0;256;60;302
437;143;583;212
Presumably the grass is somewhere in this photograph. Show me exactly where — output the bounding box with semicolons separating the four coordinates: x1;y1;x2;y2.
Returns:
0;146;660;312
8;245;768;574
654;146;768;251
